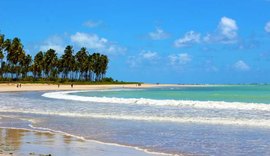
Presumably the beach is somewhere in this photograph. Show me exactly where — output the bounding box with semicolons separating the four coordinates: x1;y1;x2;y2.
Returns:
0;83;178;92
0;127;165;156
1;0;268;155
1;84;270;155
0;83;176;156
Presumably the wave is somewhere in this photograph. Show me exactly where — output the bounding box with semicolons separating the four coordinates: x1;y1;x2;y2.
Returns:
1;108;270;128
27;124;176;156
0;115;176;156
0;125;174;156
42;91;270;112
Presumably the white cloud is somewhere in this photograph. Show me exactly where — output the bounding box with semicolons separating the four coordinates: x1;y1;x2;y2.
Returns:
174;31;200;47
70;32;126;54
139;50;158;60
71;32;106;49
168;53;191;65
127;50;159;67
234;60;250;71
219;16;238;39
173;17;239;47
39;35;65;53
265;21;270;33
83;20;102;28
148;28;169;40
204;17;238;44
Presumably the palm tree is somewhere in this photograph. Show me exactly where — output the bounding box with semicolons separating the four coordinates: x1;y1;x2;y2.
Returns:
57;58;64;79
70;55;77;80
75;47;88;80
61;45;74;79
92;53;102;81
0;34;4;62
100;54;109;79
0;33;110;82
6;38;25;79
0;34;5;78
33;51;44;78
44;49;57;78
20;54;32;78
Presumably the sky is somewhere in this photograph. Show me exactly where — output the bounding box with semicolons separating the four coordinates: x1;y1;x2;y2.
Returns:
1;0;270;84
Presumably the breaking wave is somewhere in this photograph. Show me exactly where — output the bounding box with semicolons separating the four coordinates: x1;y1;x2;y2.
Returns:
42;91;270;111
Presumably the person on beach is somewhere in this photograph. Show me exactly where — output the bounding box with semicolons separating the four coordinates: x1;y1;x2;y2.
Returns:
19;83;21;88
58;84;60;88
16;84;19;88
71;83;73;88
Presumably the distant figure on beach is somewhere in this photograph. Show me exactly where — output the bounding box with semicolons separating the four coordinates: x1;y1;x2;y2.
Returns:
19;83;21;88
71;83;73;88
16;84;19;88
58;84;60;88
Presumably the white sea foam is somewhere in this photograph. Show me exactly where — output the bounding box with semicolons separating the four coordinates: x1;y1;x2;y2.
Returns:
0;107;269;128
27;124;176;156
0;125;174;156
42;91;270;112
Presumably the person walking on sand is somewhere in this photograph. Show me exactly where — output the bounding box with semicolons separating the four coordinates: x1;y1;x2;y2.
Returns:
58;84;60;88
19;83;21;88
71;83;73;88
16;84;19;88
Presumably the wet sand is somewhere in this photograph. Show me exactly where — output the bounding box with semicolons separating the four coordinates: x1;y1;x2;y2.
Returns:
0;128;164;156
0;83;183;156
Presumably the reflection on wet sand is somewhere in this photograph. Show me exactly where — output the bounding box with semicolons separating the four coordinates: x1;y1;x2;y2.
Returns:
0;128;25;155
0;128;85;155
0;128;63;155
0;128;159;156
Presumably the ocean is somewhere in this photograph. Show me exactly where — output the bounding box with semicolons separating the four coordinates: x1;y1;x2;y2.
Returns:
1;85;270;155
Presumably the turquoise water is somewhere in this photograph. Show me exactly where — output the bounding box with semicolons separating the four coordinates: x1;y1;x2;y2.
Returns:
73;85;270;103
1;85;270;155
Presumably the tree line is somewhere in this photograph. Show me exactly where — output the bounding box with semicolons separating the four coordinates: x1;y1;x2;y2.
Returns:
0;34;109;82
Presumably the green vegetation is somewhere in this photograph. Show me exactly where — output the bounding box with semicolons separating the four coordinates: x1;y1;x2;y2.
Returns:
0;33;133;84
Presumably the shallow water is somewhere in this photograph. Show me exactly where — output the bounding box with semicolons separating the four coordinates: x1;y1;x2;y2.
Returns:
0;85;270;155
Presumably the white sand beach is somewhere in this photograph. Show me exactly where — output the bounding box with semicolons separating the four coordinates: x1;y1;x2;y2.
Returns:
0;83;179;92
0;84;178;156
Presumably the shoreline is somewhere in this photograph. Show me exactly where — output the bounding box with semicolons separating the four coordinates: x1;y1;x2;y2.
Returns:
0;83;176;92
0;126;172;156
1;85;269;155
27;124;175;156
0;84;180;156
0;83;224;93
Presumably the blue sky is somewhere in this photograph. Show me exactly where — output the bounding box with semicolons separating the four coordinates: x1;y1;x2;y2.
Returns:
1;0;270;84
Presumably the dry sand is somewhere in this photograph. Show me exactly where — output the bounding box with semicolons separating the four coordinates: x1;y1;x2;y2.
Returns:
0;83;178;92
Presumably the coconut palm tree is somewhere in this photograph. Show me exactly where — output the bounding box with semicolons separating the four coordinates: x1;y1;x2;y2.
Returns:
75;47;88;80
0;34;5;78
61;45;74;79
44;49;57;78
91;53;102;81
0;34;4;62
87;53;94;81
20;54;32;78
0;33;111;82
33;51;44;78
6;38;25;79
100;54;109;79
